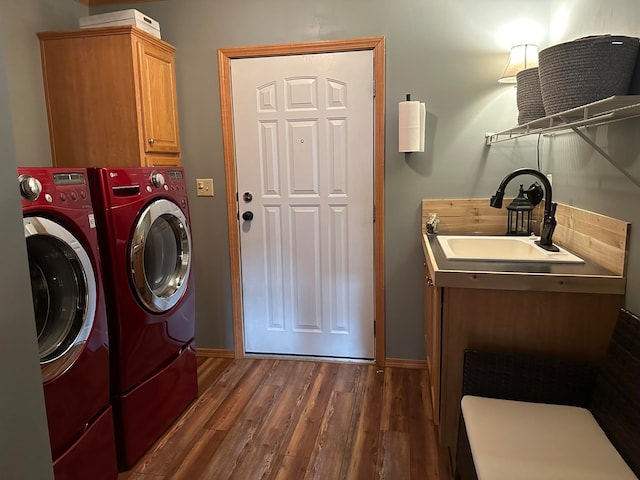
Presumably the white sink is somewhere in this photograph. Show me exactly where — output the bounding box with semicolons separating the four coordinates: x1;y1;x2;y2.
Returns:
436;235;585;264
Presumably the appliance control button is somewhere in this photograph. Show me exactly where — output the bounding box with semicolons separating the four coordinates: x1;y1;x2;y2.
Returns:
164;184;169;190
70;191;78;201
150;171;165;189
59;192;66;202
44;193;53;203
146;185;152;193
80;190;87;199
18;174;42;201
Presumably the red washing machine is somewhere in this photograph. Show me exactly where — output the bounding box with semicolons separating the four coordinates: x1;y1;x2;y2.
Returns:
18;167;118;480
88;167;197;469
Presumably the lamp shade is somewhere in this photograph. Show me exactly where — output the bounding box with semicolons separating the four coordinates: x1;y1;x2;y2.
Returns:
498;44;539;84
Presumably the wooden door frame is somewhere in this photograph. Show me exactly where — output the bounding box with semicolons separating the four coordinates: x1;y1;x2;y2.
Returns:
217;37;386;366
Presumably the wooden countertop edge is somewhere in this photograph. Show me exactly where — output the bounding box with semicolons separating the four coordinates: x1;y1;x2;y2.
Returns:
422;234;626;295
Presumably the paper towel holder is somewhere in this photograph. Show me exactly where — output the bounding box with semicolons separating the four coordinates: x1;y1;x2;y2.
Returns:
398;93;426;153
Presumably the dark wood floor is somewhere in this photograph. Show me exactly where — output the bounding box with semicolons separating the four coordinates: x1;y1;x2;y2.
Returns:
118;357;452;480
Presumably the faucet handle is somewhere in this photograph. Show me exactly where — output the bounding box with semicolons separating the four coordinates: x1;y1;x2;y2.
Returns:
524;182;544;206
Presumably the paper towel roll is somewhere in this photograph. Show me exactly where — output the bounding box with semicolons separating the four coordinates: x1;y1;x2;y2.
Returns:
398;100;426;152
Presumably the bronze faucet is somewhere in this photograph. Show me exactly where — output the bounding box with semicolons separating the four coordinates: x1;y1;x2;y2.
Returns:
490;168;559;252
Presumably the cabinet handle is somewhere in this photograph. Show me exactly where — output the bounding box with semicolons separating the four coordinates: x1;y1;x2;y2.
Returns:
426;277;434;287
148;138;155;145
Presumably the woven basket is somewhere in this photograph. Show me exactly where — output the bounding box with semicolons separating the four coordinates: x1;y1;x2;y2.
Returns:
516;67;546;124
538;35;639;115
629;50;640;94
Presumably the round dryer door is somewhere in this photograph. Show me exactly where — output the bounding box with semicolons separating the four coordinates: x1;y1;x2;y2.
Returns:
130;198;192;313
23;216;97;382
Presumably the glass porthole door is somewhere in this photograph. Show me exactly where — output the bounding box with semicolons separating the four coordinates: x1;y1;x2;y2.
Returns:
129;199;191;313
23;216;96;382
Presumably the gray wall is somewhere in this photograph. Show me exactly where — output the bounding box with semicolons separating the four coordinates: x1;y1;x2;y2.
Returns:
0;113;54;479
549;1;640;314
0;2;87;476
3;0;639;369
90;0;556;360
94;0;638;360
490;1;640;317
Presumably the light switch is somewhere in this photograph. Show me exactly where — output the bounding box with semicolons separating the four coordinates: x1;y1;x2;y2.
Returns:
196;178;214;197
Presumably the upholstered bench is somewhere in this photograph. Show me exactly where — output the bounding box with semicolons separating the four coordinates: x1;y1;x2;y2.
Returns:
455;308;640;480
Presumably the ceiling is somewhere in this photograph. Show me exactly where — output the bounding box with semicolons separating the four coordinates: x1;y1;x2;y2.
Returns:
75;0;154;5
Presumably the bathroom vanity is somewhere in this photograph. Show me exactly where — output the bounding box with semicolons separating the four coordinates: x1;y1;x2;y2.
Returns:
421;199;629;460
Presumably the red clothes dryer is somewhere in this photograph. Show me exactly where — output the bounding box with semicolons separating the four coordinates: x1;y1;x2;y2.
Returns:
88;167;197;469
18;167;118;480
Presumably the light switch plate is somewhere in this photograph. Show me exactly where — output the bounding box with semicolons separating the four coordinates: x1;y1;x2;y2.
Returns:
196;178;214;197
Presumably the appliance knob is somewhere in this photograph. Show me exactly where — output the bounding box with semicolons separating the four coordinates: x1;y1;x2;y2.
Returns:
18;174;42;201
150;171;165;189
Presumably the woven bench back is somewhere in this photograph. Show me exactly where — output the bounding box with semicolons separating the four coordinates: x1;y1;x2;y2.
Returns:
591;309;640;478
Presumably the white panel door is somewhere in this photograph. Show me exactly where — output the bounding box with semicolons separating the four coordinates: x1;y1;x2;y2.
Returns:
231;50;374;359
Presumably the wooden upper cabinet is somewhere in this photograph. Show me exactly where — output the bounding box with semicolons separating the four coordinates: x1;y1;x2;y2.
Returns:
38;26;181;168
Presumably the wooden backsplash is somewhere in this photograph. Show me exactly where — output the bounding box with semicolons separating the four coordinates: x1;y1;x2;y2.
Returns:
554;204;630;276
421;199;630;276
421;198;543;236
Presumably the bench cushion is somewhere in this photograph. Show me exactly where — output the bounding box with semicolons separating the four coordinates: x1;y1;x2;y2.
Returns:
462;395;638;480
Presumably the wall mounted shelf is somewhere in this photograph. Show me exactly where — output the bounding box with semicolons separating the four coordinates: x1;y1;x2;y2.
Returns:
485;95;640;189
485;95;640;145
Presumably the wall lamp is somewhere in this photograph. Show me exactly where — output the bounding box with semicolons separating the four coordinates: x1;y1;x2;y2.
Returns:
498;44;539;83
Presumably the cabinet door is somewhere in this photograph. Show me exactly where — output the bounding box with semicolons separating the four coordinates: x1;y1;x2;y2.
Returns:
145;154;181;167
424;265;441;425
137;39;181;154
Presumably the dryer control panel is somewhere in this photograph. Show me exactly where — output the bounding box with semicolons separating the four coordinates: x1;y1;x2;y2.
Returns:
90;167;189;212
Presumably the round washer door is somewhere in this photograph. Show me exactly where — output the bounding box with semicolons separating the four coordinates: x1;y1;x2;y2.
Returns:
24;216;97;383
130;198;192;313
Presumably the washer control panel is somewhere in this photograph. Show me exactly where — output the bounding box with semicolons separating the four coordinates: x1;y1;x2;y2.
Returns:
17;169;91;209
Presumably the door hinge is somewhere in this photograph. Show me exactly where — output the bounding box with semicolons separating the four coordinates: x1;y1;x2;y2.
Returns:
372;80;376;98
373;205;376;223
373;320;376;335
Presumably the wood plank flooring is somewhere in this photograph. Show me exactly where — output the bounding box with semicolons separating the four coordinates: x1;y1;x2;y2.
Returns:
118;357;452;480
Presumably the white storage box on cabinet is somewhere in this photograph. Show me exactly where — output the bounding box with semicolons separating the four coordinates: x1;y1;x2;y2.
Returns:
79;9;161;39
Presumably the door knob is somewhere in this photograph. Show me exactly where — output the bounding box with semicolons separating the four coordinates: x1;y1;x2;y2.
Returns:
242;211;254;221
